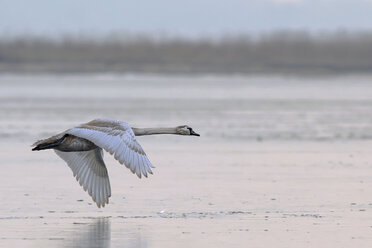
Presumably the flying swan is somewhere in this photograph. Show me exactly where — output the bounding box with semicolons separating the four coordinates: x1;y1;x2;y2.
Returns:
32;118;200;208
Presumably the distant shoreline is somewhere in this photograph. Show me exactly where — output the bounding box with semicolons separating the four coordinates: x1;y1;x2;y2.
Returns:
1;67;372;77
1;32;372;75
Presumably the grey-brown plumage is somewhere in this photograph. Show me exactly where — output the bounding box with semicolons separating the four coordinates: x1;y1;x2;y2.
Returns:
32;118;200;208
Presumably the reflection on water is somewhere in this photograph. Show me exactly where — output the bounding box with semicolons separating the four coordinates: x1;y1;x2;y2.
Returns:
63;217;111;248
61;217;148;248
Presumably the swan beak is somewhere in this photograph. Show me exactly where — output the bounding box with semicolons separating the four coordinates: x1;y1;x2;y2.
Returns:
190;130;200;136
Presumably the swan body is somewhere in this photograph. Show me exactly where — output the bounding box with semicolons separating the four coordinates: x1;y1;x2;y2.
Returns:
32;118;200;208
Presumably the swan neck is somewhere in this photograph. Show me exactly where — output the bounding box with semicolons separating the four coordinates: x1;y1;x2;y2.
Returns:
132;127;178;136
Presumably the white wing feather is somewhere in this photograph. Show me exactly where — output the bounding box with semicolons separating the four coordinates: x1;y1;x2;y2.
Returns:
66;119;154;178
54;148;111;208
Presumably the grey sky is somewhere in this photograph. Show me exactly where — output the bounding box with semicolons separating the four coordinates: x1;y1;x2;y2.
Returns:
1;0;372;36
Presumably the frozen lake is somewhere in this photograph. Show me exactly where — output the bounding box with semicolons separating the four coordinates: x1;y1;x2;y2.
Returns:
0;74;372;247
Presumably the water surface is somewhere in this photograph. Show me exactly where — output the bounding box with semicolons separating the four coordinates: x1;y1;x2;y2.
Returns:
1;74;372;247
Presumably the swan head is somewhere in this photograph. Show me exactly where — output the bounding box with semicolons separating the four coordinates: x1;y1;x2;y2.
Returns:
177;125;200;136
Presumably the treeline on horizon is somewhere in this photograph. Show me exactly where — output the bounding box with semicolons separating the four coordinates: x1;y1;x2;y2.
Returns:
1;31;372;75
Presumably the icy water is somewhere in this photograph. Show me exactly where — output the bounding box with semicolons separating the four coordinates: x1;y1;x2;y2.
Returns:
1;74;372;247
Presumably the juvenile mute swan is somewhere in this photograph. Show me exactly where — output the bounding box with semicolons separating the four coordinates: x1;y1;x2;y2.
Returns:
32;118;200;208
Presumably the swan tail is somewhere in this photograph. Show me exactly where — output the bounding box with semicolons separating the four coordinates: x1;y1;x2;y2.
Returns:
32;134;67;151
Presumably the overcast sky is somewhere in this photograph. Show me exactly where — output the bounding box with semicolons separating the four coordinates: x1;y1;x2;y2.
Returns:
1;0;372;37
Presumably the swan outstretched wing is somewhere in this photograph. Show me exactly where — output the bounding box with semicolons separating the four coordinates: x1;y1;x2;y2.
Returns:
55;148;111;208
66;119;154;178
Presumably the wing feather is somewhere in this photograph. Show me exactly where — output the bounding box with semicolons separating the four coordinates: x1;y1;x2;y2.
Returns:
129;150;137;174
66;119;154;178
55;148;111;208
